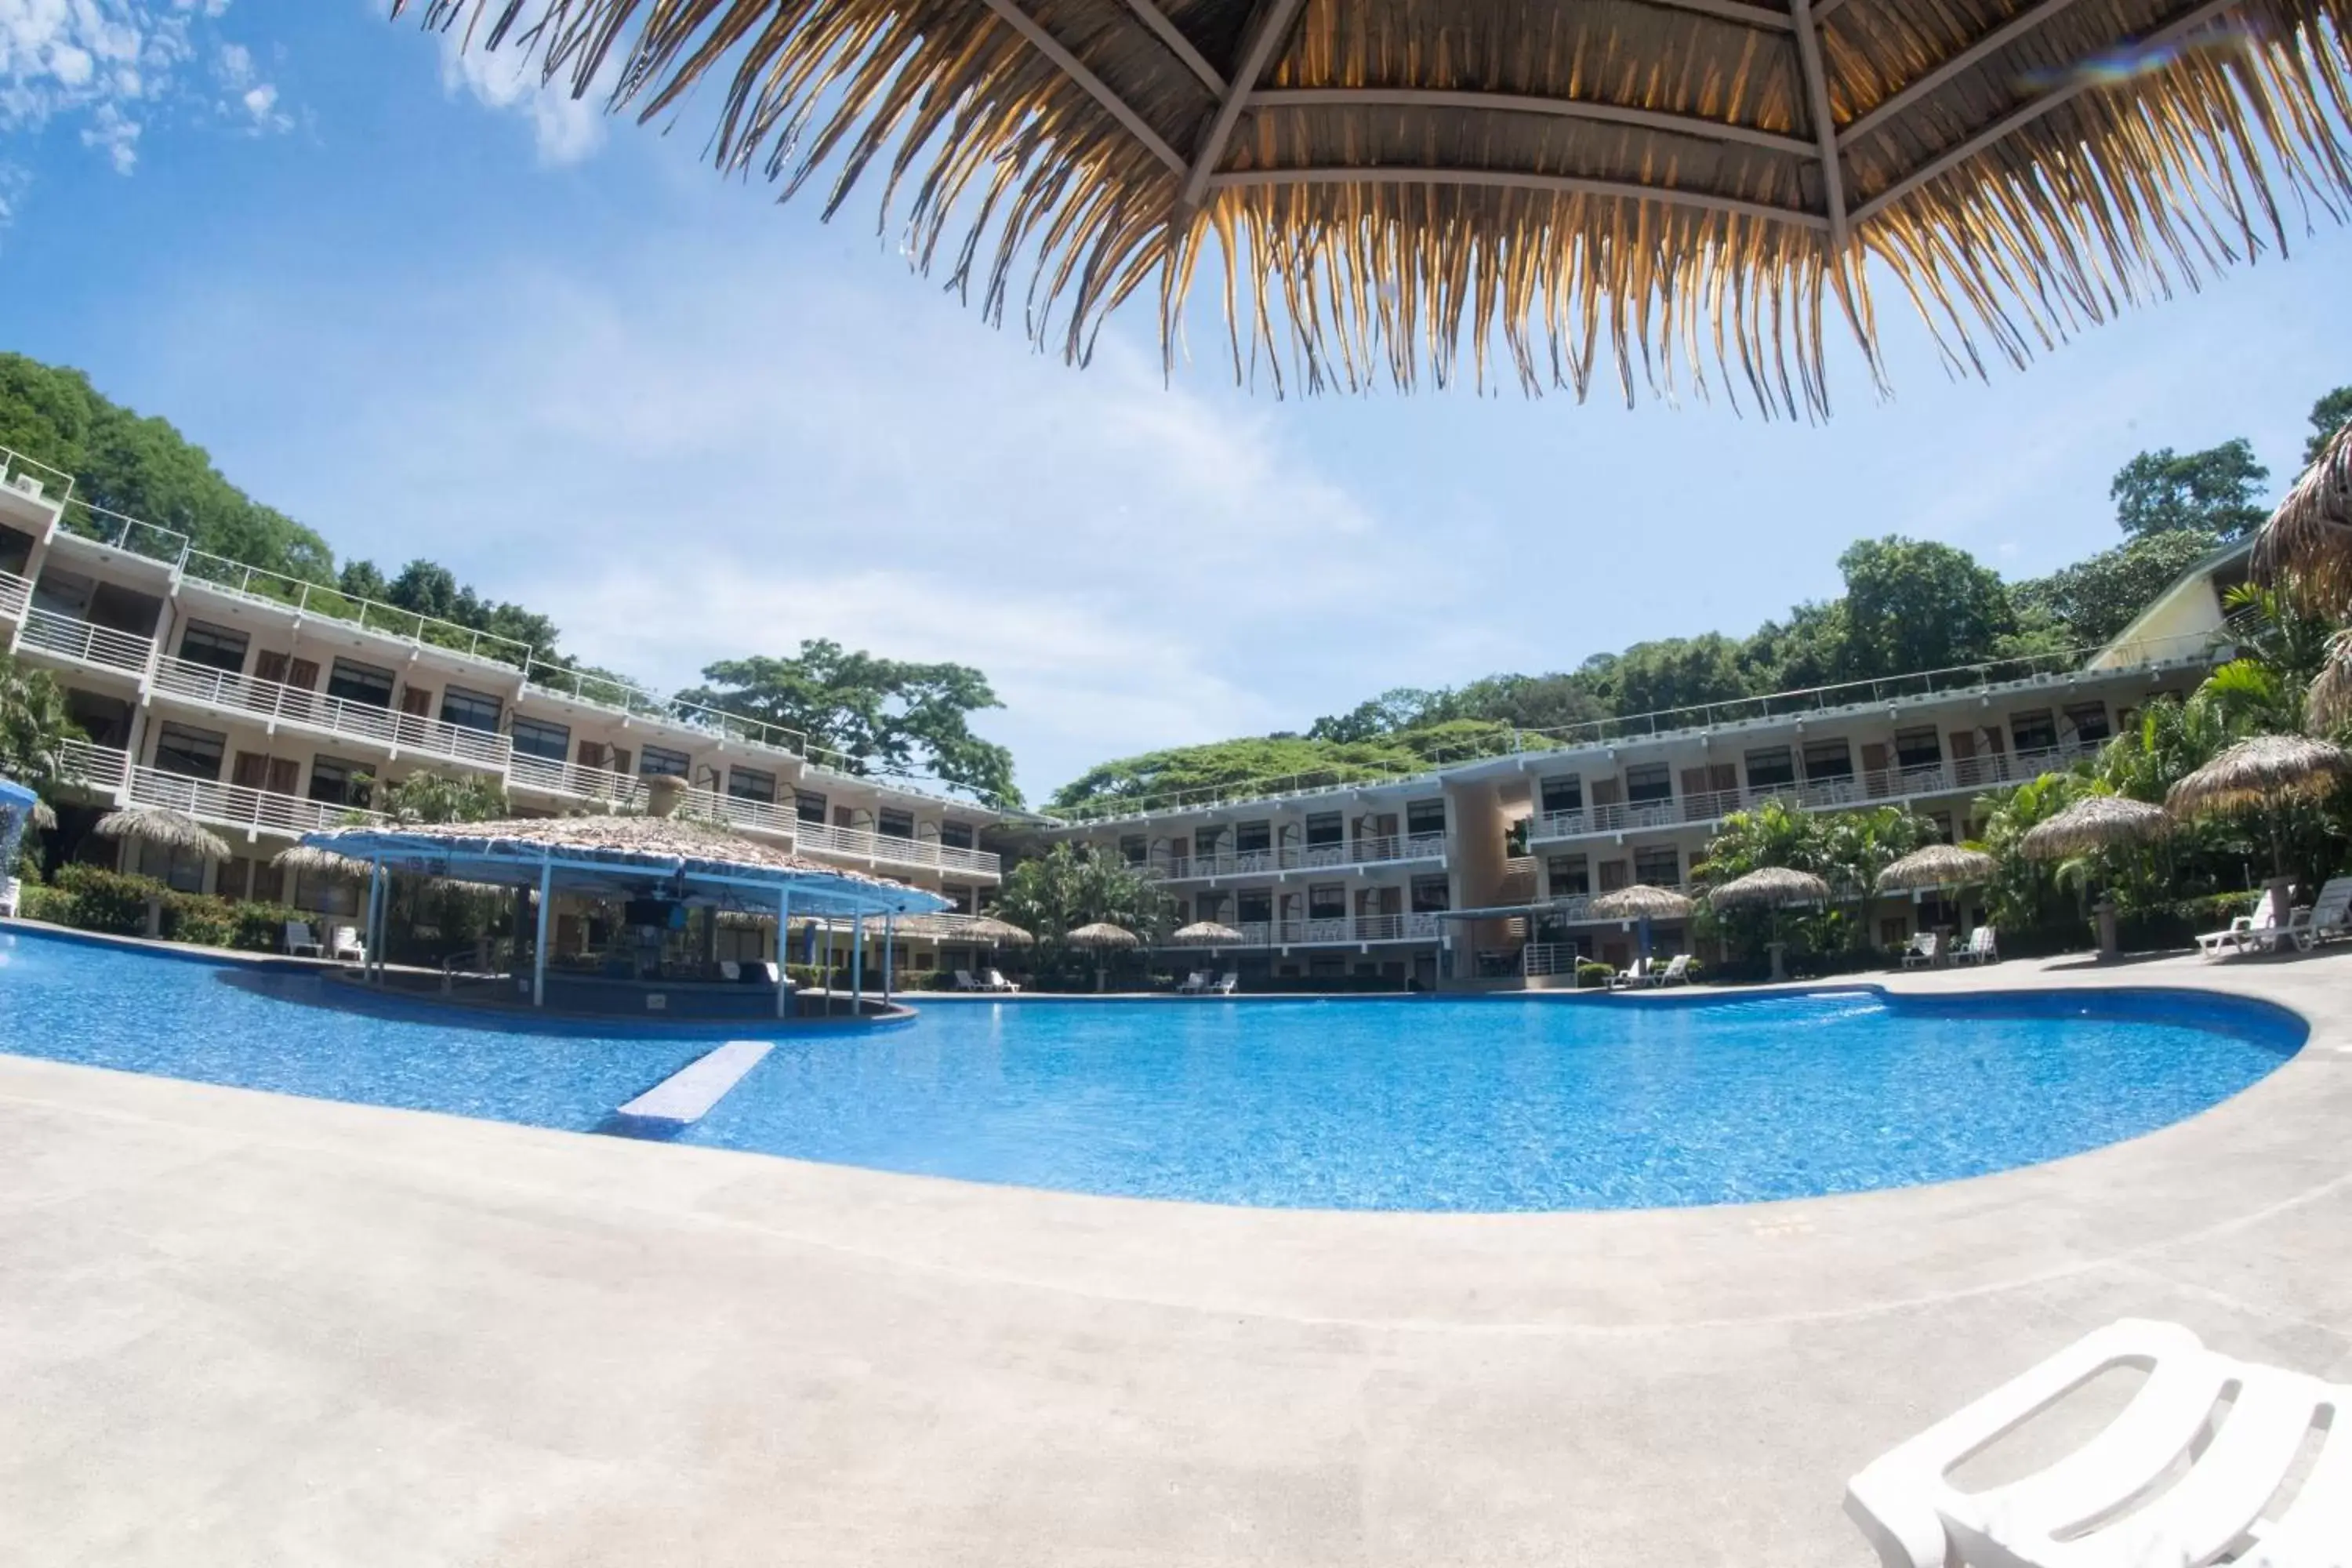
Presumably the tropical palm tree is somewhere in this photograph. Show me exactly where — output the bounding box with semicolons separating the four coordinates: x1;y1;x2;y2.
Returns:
996;844;1170;987
376;769;508;825
0;652;82;794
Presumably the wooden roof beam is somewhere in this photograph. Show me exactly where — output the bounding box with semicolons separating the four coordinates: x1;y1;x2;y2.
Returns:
1247;87;1817;158
1838;0;2091;149
1181;0;1308;209
1207;165;1831;230
978;0;1189;173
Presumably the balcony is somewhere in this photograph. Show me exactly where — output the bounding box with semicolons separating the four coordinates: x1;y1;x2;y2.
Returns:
15;607;154;678
1149;832;1446;882
148;655;513;774
125;764;387;840
1528;747;2102;844
0;569;29;623
1204;912;1443;948
506;753;648;809
795;818;1002;880
55;738;132;797
684;789;801;843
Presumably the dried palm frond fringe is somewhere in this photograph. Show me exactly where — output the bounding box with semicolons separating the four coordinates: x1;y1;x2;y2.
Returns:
396;0;2352;416
2258;422;2352;612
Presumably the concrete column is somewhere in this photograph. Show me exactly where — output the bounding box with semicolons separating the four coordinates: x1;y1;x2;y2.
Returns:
851;915;865;1017
775;886;793;1021
882;914;895;1003
532;858;552;1008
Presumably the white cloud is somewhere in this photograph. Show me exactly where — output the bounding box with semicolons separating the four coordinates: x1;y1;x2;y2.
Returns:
0;0;270;171
437;36;605;167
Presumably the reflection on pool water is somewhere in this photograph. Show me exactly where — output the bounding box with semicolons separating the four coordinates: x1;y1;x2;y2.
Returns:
0;927;2304;1211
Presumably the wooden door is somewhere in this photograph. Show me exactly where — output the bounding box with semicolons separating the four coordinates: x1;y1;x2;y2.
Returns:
399;687;434;717
253;652;289;686
266;758;299;796
288;659;320;691
232;752;270;789
1861;742;1891;796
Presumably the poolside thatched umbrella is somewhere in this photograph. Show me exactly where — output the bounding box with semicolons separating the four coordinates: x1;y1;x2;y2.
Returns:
2256;422;2352;626
405;0;2352;416
1874;845;1998;894
1588;884;1693;965
95;807;231;937
1171;920;1246;946
2017;795;2170;960
272;844;372;881
1708;866;1830;983
1065;920;1140;993
2167;735;2350;905
963;916;1035;948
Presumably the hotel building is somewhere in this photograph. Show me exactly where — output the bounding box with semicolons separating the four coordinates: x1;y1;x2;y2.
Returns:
0;450;1004;969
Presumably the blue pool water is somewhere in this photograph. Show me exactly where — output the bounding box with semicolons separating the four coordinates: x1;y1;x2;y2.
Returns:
0;928;2304;1210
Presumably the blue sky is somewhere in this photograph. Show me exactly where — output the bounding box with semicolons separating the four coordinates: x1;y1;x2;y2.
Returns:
2;2;2347;801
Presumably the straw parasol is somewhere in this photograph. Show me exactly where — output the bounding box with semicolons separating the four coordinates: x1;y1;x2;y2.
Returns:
1065;920;1140;992
964;915;1036;947
1707;866;1831;910
272;844;372;881
2256;422;2352;623
95;807;230;864
404;0;2352;416
1588;885;1694;921
2166;734;2350;888
1170;920;1246;945
2017;795;2170;860
1874;844;1998;893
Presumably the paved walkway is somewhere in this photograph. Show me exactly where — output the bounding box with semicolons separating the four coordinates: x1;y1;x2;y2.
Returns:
2;953;2347;1566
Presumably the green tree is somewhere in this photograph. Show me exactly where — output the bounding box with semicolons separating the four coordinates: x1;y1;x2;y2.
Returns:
2009;529;2219;648
2110;439;2270;539
1587;634;1753;718
377;770;510;825
2307;387;2352;466
678;639;1021;808
1050;734;1426;814
1833;537;2017;679
994;844;1171;988
0;652;82;794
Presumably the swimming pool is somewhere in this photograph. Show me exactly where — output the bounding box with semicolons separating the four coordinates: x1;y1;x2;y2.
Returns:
0;927;2303;1210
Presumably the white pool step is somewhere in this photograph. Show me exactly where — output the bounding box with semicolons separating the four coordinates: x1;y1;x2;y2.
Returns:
619;1040;774;1124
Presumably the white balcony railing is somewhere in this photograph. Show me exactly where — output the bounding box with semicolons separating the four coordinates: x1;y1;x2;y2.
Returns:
148;655;512;772
1528;746;2104;844
1190;912;1441;948
1150;832;1446;881
0;568;30;623
796;818;1001;878
55;738;131;797
506;752;647;808
16;607;154;677
684;788;801;842
125;764;387;838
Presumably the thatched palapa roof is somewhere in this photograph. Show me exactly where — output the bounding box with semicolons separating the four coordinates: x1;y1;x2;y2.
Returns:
401;0;2352;416
1589;885;1695;920
95;807;231;862
2017;794;2169;858
1171;920;1247;943
2166;734;2351;817
273;844;374;881
2255;425;2352;726
1708;866;1831;909
1874;844;1998;891
1065;921;1142;948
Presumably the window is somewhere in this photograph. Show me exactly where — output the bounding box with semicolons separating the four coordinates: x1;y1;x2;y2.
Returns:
1894;727;1942;771
939;821;975;851
1305;811;1344;846
728;767;777;804
136;840;210;894
877;808;914;840
1541;775;1584;813
328;658;396;709
2010;709;2058;753
2064;702;2111;745
441;686;502;732
1195;826;1227;856
1119;833;1147;866
1624;763;1672;804
1598;859;1631;892
510;717;572;762
1547;854;1590;896
1235;819;1271;854
1633;845;1680;887
176;622;249;673
307;756;372;808
1802;739;1854;780
794;789;826;823
1236;889;1273;924
638;745;691;779
1308;884;1347;920
152;723;225;781
1410;875;1450;912
1406;798;1445;837
1195;891;1229;924
941;884;975;916
1744;746;1795;789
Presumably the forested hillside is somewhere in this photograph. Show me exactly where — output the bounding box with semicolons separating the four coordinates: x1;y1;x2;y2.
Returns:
1049;387;2352;815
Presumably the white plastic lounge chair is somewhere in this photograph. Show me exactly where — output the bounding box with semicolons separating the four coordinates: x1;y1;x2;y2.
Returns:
1651;954;1693;986
285;920;323;958
719;960;741;982
2279;877;2352;952
1609;957;1651;990
1954;927;1998;965
952;969;982;992
1210;973;1239;996
1175;971;1210;994
1846;1318;2350;1568
750;961;782;986
329;925;365;963
2197;889;2278;960
1900;932;1938;969
984;968;1020;993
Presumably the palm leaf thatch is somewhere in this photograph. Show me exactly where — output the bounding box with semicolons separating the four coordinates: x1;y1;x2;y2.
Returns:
1588;884;1695;920
2016;793;2169;858
1171;919;1247;943
272;844;374;881
1874;843;1998;891
2256;421;2352;612
963;915;1037;946
1708;866;1831;909
2165;733;2351;816
94;807;231;862
1065;920;1142;947
401;0;2352;417
28;797;56;832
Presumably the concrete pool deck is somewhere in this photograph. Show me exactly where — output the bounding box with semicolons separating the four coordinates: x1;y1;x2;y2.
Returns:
2;954;2347;1566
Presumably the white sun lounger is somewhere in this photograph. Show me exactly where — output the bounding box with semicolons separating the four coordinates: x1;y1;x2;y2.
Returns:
2198;889;2280;960
2278;877;2352;952
1900;932;1938;969
1846;1318;2350;1568
1954;927;1998;964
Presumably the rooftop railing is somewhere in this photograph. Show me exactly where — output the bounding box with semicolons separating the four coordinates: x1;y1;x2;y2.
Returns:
0;445;74;510
1147;831;1448;882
